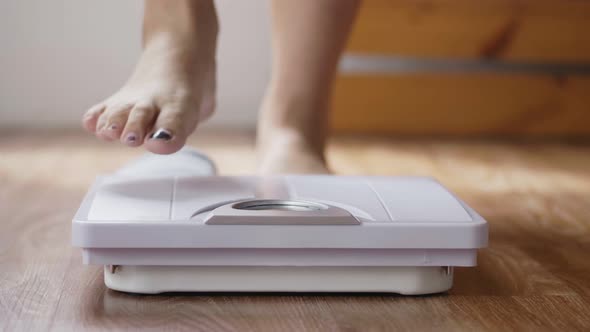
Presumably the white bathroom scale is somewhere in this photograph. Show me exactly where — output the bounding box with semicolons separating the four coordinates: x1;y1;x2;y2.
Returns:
72;149;487;295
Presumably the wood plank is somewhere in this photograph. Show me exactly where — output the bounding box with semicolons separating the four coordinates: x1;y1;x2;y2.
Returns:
348;0;590;62
330;74;590;136
1;131;590;331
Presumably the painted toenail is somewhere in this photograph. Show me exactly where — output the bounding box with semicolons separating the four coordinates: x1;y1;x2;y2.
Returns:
149;129;173;141
125;133;137;143
109;124;118;130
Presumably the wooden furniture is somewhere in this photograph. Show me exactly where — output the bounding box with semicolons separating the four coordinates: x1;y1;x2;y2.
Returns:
1;131;589;331
331;0;590;136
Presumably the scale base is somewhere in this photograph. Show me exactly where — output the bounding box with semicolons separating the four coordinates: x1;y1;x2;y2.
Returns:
104;265;454;295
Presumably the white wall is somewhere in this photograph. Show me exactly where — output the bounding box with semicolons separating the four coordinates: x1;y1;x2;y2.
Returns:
0;0;271;129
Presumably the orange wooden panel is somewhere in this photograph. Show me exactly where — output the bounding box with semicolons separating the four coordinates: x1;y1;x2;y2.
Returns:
348;0;590;62
331;74;590;136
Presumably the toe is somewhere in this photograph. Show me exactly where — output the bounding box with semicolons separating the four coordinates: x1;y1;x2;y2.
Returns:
145;103;199;155
82;103;105;133
121;104;157;147
95;112;111;141
96;105;133;141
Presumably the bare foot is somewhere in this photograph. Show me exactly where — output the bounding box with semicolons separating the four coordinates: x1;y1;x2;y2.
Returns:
82;1;217;155
257;129;330;175
257;95;330;175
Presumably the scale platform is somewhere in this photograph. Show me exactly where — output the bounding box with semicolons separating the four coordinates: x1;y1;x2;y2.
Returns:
72;149;487;295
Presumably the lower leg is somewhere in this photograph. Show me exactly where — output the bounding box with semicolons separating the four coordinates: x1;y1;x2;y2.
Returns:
257;0;360;174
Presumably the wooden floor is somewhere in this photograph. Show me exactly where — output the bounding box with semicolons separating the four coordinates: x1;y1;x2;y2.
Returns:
1;131;589;331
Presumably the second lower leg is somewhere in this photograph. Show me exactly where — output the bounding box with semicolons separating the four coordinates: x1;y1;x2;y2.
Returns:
258;0;360;161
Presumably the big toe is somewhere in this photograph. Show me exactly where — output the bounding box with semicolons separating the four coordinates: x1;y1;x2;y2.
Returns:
82;103;105;133
144;103;199;155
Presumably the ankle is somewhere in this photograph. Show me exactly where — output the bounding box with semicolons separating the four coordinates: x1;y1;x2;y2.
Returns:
143;0;218;52
258;90;328;155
